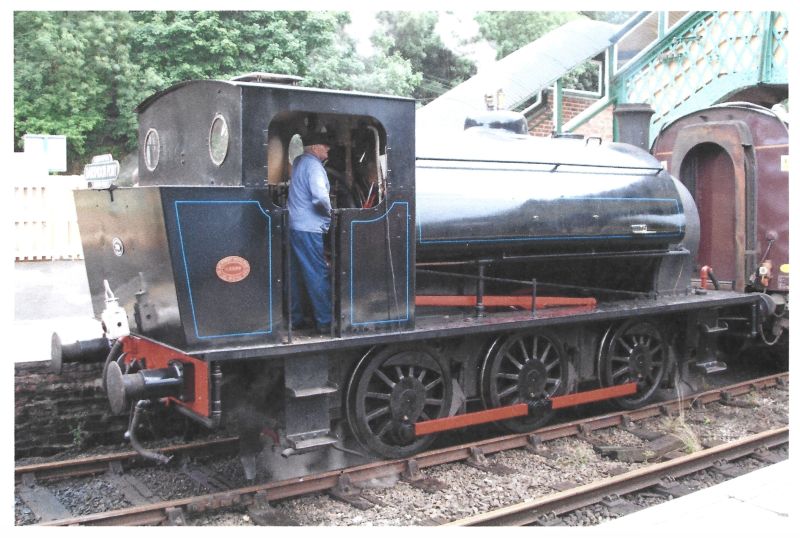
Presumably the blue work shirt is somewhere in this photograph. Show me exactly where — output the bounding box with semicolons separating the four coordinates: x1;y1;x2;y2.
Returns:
288;152;332;233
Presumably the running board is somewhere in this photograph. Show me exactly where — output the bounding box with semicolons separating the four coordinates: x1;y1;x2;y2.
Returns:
282;434;339;456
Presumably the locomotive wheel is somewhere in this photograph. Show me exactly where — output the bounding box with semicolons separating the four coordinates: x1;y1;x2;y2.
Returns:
345;345;452;459
598;320;669;409
480;330;572;433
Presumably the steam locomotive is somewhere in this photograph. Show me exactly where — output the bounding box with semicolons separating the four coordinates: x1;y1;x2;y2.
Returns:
52;75;779;475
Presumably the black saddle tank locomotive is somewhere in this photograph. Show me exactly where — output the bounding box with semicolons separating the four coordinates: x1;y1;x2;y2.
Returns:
54;77;772;471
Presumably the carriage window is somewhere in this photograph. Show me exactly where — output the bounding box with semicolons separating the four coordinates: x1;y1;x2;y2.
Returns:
144;128;160;171
209;114;229;165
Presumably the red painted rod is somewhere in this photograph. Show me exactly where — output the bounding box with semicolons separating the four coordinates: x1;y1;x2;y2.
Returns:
414;382;639;437
415;404;529;437
550;382;638;409
415;295;597;309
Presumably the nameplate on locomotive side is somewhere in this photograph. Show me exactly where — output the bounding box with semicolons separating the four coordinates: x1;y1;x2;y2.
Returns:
215;256;251;283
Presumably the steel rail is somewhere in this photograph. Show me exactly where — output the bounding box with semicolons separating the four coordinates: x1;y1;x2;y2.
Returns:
445;426;788;526
23;372;785;485
15;437;239;484
37;372;787;526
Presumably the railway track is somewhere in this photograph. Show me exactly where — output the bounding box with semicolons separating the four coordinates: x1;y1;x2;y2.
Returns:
18;372;787;526
15;437;239;485
447;427;787;526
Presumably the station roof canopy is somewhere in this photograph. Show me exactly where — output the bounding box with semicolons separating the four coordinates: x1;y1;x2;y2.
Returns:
416;17;620;135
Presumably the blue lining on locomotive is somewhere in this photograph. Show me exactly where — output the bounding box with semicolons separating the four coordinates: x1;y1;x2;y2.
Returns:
417;196;684;244
350;201;411;326
174;200;274;339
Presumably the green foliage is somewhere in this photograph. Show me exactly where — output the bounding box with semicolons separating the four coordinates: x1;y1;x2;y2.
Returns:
129;11;349;85
475;11;579;60
15;10;618;170
372;12;475;103
14;11;159;170
14;10;428;171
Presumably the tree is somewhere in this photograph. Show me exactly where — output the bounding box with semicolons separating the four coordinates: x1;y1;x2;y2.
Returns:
14;11;160;171
15;11;426;171
475;11;579;61
130;11;345;85
372;12;476;103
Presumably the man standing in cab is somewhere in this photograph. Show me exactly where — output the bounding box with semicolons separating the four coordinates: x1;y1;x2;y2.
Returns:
287;131;333;335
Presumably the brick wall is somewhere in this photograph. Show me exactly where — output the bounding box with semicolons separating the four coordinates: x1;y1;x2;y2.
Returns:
14;361;128;458
526;91;613;142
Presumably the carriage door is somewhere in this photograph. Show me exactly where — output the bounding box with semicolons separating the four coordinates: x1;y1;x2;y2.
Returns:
671;123;755;292
681;144;737;283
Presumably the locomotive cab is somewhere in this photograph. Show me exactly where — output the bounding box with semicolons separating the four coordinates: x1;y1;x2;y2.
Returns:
76;79;416;355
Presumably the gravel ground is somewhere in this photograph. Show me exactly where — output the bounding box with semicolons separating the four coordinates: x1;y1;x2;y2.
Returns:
253;385;789;526
50;478;131;516
128;465;212;500
15;382;788;526
14;495;37;526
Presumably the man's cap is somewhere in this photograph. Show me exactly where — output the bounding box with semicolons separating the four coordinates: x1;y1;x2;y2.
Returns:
304;131;333;146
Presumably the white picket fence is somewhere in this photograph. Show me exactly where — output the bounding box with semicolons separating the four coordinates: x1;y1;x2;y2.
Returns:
14;175;86;261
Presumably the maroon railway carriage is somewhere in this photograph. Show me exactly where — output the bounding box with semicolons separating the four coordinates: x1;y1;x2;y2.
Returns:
652;102;789;347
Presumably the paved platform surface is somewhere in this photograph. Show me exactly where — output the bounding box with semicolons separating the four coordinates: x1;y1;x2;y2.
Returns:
14;260;100;363
600;459;793;534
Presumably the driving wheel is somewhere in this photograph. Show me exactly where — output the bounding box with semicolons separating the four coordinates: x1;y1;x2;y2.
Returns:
480;330;572;433
598;319;670;409
345;345;452;459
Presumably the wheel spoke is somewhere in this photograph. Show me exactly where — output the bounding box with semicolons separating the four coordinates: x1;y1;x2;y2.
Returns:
417;369;427;383
374;419;392;440
505;353;524;371
543;358;560;372
365;391;391;401
539;342;553;362
425;377;442;391
517;340;531;362
611;355;631;365
618;337;634;354
497;372;519;381
394;366;404;380
498;385;517;399
424;398;443;407
366;405;390;423
376;369;395;389
611;365;631;381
